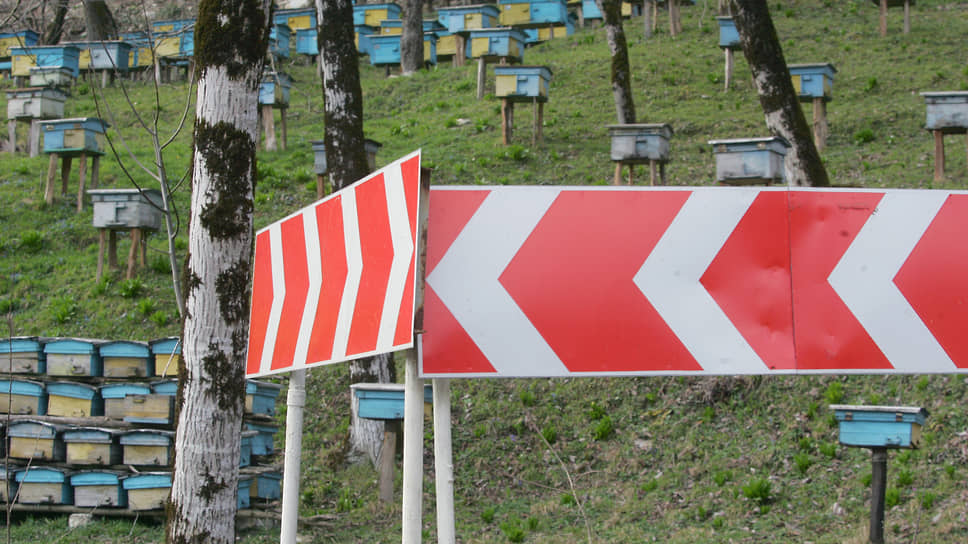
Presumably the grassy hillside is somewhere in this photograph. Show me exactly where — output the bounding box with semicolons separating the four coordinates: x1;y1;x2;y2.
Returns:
2;0;968;541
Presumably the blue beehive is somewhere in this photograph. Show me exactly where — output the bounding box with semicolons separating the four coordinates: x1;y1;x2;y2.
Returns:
71;470;126;507
47;381;103;417
498;0;569;26
149;337;181;377
120;429;174;466
251;471;282;500
494;65;552;102
579;0;603;20
100;340;153;378
152;18;195;34
353;3;402;27
368;33;439;67
607;123;674;163
789;63;836;102
269;23;292;59
244;420;280;456
717;16;740;49
921;91;968;133
40;118;110;156
0;379;46;415
245;380;283;417
10;45;81;78
295;28;318;56
709;136;790;185
119;31;153;68
15;467;72;505
63;427;122;465
122;472;171;510
237;475;253;509
259;71;292;107
99;382;151;419
44;338;104;376
0;29;39;57
240;430;257;468
521;16;574;44
65;40;132;72
0;336;46;374
466;28;526;61
355;24;378;56
438;4;501;31
8;420;64;460
274;7;317;31
352;383;434;421
831;405;928;449
151;379;178;396
379;19;446;35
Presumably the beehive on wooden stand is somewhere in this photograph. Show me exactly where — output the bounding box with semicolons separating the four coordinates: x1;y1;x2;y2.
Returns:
789;63;836;150
871;0;913;36
709;136;790;185
921;91;968;182
151;19;195;83
6;87;68;157
63;427;123;465
119;429;174;466
149;337;181;377
0;336;47;374
40;117;109;212
258;71;292;152
44;338;103;377
89;188;163;281
122;472;171;510
62;40;132;87
70;470;126;507
438;4;501;66
0;379;47;415
607;123;674;185
716;16;741;90
8;420;65;461
46;381;103;417
14;467;72;505
99;382;151;419
494;65;552;145
10;45;80;86
237;475;253;509
311;139;328;198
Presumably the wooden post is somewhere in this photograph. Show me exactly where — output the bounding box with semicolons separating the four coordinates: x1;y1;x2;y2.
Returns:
97;230;107;282
613;164;623;185
100;70;110;88
933;130;944;182
501;98;512;145
108;230;118;269
378;420;399;503
280;108;288;151
76;153;87;213
91;155;100;189
626;163;634;185
476;57;486;100
724;49;733;91
577;5;585;27
29;120;41;158
903;0;910;34
317;174;327;199
7;120;16;153
643;0;653;38
45;153;58;204
879;0;888;37
869;447;888;544
262;105;277;152
669;0;681;37
660;162;667;184
652;1;659;33
650;160;658;185
126;228;142;279
453;35;466;67
61;156;72;197
813;98;828;151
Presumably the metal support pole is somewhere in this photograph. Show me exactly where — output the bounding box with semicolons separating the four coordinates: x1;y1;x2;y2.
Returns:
869;447;887;544
401;349;424;543
280;369;306;544
433;378;456;544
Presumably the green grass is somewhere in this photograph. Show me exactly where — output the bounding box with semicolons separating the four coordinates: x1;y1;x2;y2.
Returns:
3;0;968;542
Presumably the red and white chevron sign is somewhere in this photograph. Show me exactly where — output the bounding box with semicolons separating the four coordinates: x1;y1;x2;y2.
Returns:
421;186;968;377
246;151;421;378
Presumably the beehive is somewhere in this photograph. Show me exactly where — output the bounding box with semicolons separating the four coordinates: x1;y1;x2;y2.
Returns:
0;30;39;57
0;336;46;374
831;405;928;449
71;470;126;507
122;472;171;510
368;33;439;66
438;4;501;32
44;338;103;377
259;71;292;107
921;91;968;133
5;87;67;120
8;420;65;461
99;340;154;378
0;379;47;415
250;470;282;501
244;420;280;456
119;32;154;68
62;427;122;465
99;382;151;419
789;63;836;102
240;430;257;468
237;475;253;509
269;23;292;59
122;390;174;425
119;429;174;466
245;380;283;417
46;381;102;417
149;337;181;377
14;467;72;505
467;28;526;61
607;123;674;163
63;41;132;72
498;0;569;27
40;118;110;156
311;140;328;175
89;189;164;233
522;20;573;44
28;66;75;87
353;3;403;27
494;65;552;102
274;7;317;30
151;18;195;34
10;45;80;78
151;379;178;396
709;136;790;185
717;16;740;49
295;28;318;56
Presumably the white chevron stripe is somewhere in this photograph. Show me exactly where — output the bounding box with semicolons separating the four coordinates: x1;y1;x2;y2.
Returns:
260;224;286;376
333;191;362;360
634;188;769;374
427;188;568;376
377;162;416;350
292;209;322;370
828;191;956;373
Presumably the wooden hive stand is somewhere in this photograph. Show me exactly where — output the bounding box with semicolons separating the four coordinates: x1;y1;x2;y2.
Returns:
494;65;552;145
258;71;292;151
920;91;968;183
872;0;913;36
607;123;674;185
789;63;837;151
88;188;164;281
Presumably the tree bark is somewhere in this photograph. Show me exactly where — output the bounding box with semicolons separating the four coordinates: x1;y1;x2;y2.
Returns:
400;0;424;75
167;1;271;543
83;0;119;40
43;0;71;45
598;0;637;124
731;0;829;186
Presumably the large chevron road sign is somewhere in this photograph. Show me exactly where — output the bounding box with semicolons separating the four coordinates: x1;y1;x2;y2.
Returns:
246;151;421;378
421;186;968;378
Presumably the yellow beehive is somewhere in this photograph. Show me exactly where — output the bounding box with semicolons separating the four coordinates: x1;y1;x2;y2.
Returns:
11;53;37;77
437;34;458;57
154;36;181;57
499;4;531;25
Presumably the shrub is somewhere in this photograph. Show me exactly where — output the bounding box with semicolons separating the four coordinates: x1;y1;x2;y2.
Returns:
920;491;936;510
794;452;813;475
854;128;875;145
713;470;732;487
481;506;496;523
119;278;145;298
499;518;526;543
50;297;77;324
137;298;157;316
18;230;44;253
586;402;606;421
742;477;772;504
819;442;838;459
541;424;557;444
824;381;844;404
592;415;614;441
149;311;169;327
519;389;536;407
885;487;901;508
896;469;914;488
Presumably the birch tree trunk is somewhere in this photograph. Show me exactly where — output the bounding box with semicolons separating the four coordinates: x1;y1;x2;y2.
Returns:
167;1;271;542
317;0;398;465
83;0;118;40
400;0;424;75
731;0;829;186
598;0;637;124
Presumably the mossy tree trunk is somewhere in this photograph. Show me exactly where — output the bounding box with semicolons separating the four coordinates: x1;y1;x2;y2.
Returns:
731;0;829;186
400;0;424;75
597;0;636;124
167;1;271;543
316;0;398;465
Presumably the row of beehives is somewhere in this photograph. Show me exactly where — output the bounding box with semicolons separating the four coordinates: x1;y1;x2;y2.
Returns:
0;464;280;511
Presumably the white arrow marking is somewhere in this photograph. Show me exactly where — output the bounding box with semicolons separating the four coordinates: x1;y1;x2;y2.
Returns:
259;224;286;376
828;191;955;373
333;191;362;360
635;188;769;374
377;163;415;350
292;208;322;370
427;188;568;376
